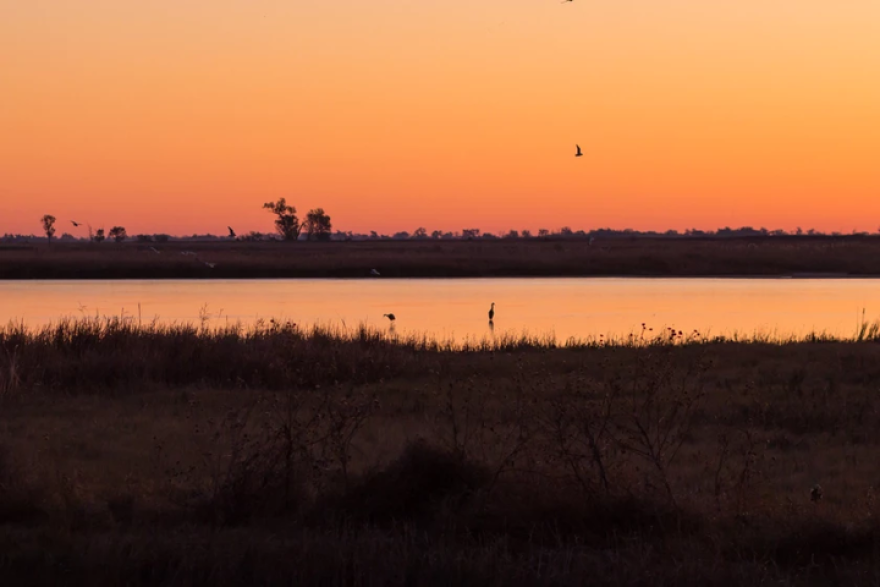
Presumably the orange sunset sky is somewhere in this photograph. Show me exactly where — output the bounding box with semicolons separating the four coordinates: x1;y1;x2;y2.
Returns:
1;1;879;237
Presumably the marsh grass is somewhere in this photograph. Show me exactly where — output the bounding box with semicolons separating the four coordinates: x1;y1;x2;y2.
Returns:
4;313;880;396
3;316;880;583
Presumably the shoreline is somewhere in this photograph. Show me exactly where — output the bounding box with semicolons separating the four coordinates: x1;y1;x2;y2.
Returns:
1;272;876;281
3;238;880;280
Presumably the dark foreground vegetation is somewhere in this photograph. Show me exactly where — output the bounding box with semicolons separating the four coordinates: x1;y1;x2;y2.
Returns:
4;235;880;279
3;317;880;585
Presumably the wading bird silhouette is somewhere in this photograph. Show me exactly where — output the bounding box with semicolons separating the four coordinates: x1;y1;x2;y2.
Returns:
383;313;396;322
488;302;495;321
575;144;583;157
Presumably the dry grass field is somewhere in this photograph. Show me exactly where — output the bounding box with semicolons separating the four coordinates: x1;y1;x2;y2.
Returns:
2;317;880;584
3;235;880;279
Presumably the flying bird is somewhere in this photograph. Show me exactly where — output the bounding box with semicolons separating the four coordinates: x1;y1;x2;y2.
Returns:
149;246;161;254
383;313;396;322
488;302;495;321
370;269;381;277
204;262;217;269
575;144;583;157
228;226;236;238
71;221;82;227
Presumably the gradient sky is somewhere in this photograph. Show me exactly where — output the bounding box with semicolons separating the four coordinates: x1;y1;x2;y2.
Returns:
2;1;879;236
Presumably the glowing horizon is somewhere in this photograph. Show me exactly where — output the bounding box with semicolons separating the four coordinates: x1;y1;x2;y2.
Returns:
2;1;879;237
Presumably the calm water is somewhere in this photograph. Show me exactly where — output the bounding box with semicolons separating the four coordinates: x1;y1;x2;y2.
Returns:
1;278;879;342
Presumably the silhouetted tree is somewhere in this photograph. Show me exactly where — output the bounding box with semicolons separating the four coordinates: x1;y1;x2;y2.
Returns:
41;214;56;243
462;228;480;239
521;229;532;238
109;226;127;242
369;231;379;240
413;227;428;239
136;234;154;242
538;229;550;237
431;230;442;239
304;208;332;241
93;228;105;244
506;230;519;239
262;198;302;241
392;231;410;240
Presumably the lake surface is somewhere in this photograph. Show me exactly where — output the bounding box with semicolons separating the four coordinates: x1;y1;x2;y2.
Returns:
2;278;879;342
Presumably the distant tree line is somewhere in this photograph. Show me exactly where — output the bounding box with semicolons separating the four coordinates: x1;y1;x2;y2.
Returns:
35;215;128;244
323;225;872;242
7;213;875;244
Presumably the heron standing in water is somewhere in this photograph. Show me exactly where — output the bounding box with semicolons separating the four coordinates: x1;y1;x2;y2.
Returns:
488;302;495;322
383;313;396;322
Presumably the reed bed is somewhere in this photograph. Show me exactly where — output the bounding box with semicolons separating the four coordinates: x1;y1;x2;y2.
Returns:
3;313;879;396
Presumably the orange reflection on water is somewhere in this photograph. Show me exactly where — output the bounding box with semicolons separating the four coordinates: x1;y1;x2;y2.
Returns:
2;278;879;342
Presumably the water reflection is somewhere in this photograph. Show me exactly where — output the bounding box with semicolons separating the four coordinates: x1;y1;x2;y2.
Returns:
2;278;880;342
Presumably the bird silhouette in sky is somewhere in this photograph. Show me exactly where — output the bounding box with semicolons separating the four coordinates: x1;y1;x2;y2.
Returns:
71;221;82;227
575;144;583;157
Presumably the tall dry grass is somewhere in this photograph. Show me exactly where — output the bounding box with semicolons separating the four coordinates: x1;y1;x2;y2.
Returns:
3;314;879;396
3;317;880;583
